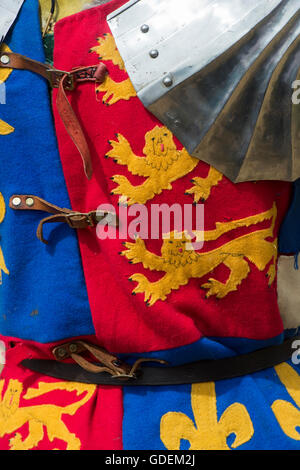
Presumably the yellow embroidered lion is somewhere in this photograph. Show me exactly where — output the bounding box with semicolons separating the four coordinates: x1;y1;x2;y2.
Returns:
0;44;14;135
107;125;222;205
0;379;96;450
90;33;136;105
161;382;254;450
121;203;278;305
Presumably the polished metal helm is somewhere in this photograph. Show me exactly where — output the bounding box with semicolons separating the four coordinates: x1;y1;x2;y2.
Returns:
108;0;300;182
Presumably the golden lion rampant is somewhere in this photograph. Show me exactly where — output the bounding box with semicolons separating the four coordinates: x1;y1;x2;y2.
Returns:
107;125;222;205
0;379;96;450
121;203;278;306
90;33;136;105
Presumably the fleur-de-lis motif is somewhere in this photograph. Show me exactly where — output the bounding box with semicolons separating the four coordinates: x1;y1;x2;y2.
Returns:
160;382;254;450
272;363;300;441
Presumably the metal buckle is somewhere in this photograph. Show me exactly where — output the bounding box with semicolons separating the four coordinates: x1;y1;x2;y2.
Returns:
47;68;76;91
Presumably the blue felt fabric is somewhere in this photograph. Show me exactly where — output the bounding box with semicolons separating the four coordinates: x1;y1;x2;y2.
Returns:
122;334;300;450
279;178;300;257
123;355;300;450
0;0;95;342
120;334;283;366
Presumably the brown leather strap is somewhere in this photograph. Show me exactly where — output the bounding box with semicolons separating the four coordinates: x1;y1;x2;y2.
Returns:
52;340;167;378
53;341;132;376
9;195;117;244
56;64;107;179
0;51;107;90
57;71;93;179
0;52;51;81
0;49;108;179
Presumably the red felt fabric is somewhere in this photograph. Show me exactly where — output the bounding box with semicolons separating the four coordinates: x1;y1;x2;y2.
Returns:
52;0;292;354
0;336;123;450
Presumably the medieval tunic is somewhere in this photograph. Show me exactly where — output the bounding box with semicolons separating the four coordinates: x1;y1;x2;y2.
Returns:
0;0;300;450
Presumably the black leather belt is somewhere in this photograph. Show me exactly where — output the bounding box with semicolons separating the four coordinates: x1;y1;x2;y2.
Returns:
21;336;300;386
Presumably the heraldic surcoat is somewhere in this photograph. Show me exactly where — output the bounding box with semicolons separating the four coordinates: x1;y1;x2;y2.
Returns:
0;0;300;450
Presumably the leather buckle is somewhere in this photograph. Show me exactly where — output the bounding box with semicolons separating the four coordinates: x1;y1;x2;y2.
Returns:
71;211;113;228
47;66;100;91
72;66;98;82
67;211;119;229
47;68;76;91
64;212;88;228
53;341;133;378
86;211;97;227
52;341;168;380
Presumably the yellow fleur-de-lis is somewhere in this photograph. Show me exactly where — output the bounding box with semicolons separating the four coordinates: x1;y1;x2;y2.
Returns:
160;382;254;450
0;44;14;135
272;363;300;441
0;192;9;283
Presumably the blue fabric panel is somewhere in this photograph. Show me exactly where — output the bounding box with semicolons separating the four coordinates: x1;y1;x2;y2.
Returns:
0;0;94;342
279;178;300;256
123;359;300;450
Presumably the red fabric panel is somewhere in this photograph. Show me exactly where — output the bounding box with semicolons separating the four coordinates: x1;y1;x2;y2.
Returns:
0;336;123;450
52;0;292;353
